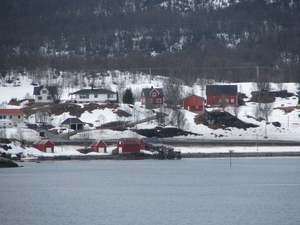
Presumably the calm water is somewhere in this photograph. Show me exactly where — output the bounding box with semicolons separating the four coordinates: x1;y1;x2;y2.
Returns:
1;158;300;225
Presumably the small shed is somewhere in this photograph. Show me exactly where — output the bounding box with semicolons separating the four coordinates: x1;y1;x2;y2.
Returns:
183;94;205;114
91;140;107;153
61;118;84;130
117;138;140;154
32;140;54;153
140;137;164;151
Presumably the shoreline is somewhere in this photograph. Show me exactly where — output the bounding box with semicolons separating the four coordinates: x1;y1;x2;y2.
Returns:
20;151;300;162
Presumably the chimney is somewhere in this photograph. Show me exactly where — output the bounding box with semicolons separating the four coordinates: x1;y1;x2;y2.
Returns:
151;86;153;89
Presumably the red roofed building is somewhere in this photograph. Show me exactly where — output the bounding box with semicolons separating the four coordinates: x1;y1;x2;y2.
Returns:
91;140;107;153
117;138;140;154
183;94;205;114
0;109;24;127
32;140;54;153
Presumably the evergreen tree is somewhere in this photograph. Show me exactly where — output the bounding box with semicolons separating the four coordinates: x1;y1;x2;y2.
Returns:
122;88;134;104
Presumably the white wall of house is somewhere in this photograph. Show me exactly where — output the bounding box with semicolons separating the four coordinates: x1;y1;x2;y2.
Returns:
0;115;24;124
73;93;117;103
0;119;14;128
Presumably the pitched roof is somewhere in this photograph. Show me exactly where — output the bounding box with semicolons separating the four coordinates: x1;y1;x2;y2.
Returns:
61;118;84;124
0;109;24;115
91;140;107;147
206;85;237;95
33;139;54;145
184;94;205;101
142;87;164;97
33;86;58;95
71;88;116;95
119;138;140;145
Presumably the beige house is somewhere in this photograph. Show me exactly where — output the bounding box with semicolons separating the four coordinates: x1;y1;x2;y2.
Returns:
0;109;24;127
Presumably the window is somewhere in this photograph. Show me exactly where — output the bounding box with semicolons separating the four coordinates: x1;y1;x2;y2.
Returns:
226;99;229;103
107;94;114;99
47;96;51;100
156;99;161;103
219;99;222;103
42;90;47;94
152;92;157;97
196;105;199;109
231;99;234;103
18;116;21;118
38;96;42;100
10;116;12;119
79;94;89;99
94;94;98;98
0;116;2;119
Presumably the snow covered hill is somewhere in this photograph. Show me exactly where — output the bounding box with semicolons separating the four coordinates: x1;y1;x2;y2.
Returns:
0;72;300;156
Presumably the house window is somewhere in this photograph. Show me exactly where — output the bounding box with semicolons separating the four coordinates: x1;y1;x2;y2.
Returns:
3;116;6;119
231;99;234;103
38;96;42;100
196;105;199;109
42;90;47;94
152;92;157;97
94;94;98;98
47;96;51;100
219;99;222;103
10;116;12;119
0;116;2;119
18;116;21;118
107;94;114;99
156;99;161;104
226;99;229;103
79;94;89;99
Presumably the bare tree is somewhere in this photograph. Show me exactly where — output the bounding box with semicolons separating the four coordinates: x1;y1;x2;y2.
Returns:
163;77;183;108
170;109;188;130
35;111;50;125
258;102;274;122
0;128;7;139
11;128;26;148
227;105;241;117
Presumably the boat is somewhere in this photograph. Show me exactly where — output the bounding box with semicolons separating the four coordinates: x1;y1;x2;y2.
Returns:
21;154;39;162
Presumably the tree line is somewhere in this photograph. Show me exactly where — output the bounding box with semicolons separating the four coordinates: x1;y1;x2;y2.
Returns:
0;0;300;83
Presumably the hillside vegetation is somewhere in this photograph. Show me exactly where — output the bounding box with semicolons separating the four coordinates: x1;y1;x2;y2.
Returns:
1;0;300;83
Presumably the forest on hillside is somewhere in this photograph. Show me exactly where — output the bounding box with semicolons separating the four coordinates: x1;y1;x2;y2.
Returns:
0;0;300;84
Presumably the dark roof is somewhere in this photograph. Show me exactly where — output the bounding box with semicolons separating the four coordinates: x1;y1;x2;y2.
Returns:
71;88;116;95
142;87;164;97
142;137;162;145
119;138;140;145
33;86;58;95
61;118;84;124
206;85;237;95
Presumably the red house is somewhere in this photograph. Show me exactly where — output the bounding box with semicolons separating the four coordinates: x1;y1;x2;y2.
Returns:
32;140;54;153
206;85;238;107
91;140;107;153
141;86;164;109
117;138;140;154
183;94;205;114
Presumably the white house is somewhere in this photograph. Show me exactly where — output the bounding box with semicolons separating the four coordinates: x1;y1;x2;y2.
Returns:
70;88;118;103
0;109;24;127
33;86;58;104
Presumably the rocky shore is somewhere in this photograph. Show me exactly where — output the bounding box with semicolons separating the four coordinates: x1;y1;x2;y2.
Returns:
0;157;19;168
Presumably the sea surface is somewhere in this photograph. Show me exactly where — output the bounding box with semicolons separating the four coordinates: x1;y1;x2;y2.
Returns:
1;157;300;225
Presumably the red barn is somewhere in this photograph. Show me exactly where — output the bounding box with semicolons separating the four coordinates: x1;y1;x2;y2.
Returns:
141;86;164;109
91;140;107;153
183;94;205;114
32;140;54;153
117;138;140;154
206;85;237;107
